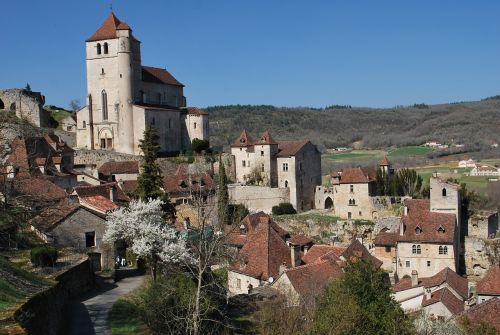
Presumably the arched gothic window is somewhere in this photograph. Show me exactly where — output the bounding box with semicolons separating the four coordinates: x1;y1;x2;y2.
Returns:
101;90;108;120
97;43;102;55
103;42;109;54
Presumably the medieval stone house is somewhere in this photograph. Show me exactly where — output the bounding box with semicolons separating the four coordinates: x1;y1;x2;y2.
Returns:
0;89;49;127
76;13;209;155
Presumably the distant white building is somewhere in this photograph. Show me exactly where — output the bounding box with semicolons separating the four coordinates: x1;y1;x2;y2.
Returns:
458;159;476;168
469;165;500;177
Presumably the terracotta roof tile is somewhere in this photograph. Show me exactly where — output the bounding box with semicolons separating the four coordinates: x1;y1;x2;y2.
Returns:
457;298;500;332
301;245;346;264
255;131;278;145
13;178;67;202
288;234;312;246
374;232;399;247
421;287;464;315
142;66;184;87
80;195;118;213
73;183;129;203
277;140;310;157
87;13;130;42
339;167;374;184
29;200;80;232
226;212;289;247
119;180;138;194
163;166;214;195
98;161;139;176
421;267;469;299
183;107;208;116
232;130;254;147
342;239;383;269
399;199;456;244
281;259;344;296
476;263;500;296
379;156;391;166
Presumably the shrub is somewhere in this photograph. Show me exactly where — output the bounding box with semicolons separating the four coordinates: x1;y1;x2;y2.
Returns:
191;138;210;153
30;245;58;267
272;203;297;215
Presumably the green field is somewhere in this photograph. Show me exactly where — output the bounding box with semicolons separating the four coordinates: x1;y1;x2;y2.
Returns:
415;166;491;193
323;146;433;162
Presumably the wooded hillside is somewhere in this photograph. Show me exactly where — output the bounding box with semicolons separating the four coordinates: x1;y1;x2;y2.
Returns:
206;97;500;151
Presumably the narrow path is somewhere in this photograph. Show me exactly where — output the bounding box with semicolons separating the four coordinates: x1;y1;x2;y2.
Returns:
62;272;145;335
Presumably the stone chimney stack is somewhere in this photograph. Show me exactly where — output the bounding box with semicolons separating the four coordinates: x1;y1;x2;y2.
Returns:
109;186;116;202
290;245;300;267
425;288;432;300
404;206;408;216
411;270;418;287
304;245;309;254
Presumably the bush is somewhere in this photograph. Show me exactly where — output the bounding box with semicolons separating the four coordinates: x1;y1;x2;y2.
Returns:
272;203;297;215
30;245;58;267
191;138;210;153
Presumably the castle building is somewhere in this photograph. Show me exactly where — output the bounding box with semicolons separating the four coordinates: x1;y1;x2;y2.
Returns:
76;13;208;155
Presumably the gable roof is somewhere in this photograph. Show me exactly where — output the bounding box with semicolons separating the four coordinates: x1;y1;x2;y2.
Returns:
301;245;346;264
98;161;139;176
281;259;344;297
13;177;67;202
421;287;464;315
277;140;310;157
288;234;312;246
163;166;215;195
226;212;289;247
399;199;456;244
73;183;129;203
142;66;184;87
379;157;390;166
230;219;292;280
342;239;383;269
476;263;500;296
87;12;131;42
79;195;118;213
339;167;375;184
457;298;500;332
374;232;398;247
29;200;80;232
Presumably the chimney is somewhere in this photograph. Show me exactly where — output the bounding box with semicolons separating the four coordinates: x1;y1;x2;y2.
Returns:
411;270;418;287
290;245;300;267
425;288;432;300
404;206;408;216
304;245;309;254
109;186;116;202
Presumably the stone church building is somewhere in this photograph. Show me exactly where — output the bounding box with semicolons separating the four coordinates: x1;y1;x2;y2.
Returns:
76;13;208;155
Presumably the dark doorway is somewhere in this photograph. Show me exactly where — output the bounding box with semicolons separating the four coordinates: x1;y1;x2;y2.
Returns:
88;252;102;271
325;197;333;209
0;98;4;110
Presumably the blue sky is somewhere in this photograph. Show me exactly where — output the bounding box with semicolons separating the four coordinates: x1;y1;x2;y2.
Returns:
1;1;499;108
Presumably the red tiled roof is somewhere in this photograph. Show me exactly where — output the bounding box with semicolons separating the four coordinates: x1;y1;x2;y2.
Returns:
457;298;500;332
392;276;420;292
73;183;129;203
142;66;184;87
379;157;390;166
476;263;500;296
226;212;289;247
342;239;383;269
163;166;215;195
281;259;344;296
5;137;30;178
230;219;292;280
301;245;346;264
399;199;456;244
422;267;468;299
374;232;398;247
86;13;130;42
255;131;278;145
277;140;310;157
183;107;208;116
288;234;312;246
421;287;464;315
119;180;138;194
13;178;67;202
80;195;119;213
232;130;254;147
29;200;80;232
339;167;374;184
98;161;139;176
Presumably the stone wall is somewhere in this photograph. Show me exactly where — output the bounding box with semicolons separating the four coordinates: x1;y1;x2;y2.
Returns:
464;237;500;281
74;149;139;169
0;89;49;127
14;259;94;335
228;184;290;213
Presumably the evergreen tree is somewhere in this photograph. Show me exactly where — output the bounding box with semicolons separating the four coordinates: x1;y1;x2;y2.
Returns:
25;83;31;92
135;127;175;218
217;157;229;226
375;167;390;196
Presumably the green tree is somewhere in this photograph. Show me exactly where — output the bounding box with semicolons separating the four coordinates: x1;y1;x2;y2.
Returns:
375;167;391;196
312;260;414;335
217;158;229;226
135;126;175;218
394;168;422;197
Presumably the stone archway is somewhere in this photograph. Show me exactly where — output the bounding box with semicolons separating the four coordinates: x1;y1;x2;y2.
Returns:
0;98;4;110
325;197;333;209
98;127;114;150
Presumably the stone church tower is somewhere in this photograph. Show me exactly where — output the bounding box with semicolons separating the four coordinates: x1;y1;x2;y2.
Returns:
76;13;209;155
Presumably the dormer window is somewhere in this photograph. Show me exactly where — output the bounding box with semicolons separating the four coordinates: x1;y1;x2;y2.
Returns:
415;226;422;235
438;225;445;234
239;224;247;235
103;42;109;54
240;138;245;143
180;180;188;188
97;43;102;55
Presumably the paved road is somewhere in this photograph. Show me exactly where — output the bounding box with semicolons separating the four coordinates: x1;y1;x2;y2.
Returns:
62;272;145;335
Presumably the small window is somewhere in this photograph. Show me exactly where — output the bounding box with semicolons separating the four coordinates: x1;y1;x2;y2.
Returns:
442;188;447;197
261;163;265;172
85;231;96;247
438;225;445;234
412;245;417;254
385;246;391;253
103;42;109;54
83;121;86;128
236;278;241;289
359;211;362;216
443;246;448;255
285;180;289;188
283;163;289;172
194;122;197;129
350;185;354;192
101;68;105;75
97;43;102;55
417;245;421;254
427;261;431;267
406;261;410;268
348;212;352;219
415;226;422;235
242;160;246;167
261;151;264;156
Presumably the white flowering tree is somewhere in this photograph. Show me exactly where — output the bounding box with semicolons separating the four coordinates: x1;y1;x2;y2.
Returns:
104;198;193;280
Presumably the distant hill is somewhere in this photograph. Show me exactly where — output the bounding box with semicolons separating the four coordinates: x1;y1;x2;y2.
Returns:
206;97;500;151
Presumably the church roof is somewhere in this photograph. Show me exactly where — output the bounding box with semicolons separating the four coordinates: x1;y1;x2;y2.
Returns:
87;13;131;42
142;66;184;87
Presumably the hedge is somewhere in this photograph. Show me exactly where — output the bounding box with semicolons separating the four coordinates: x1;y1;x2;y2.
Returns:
30;245;58;267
